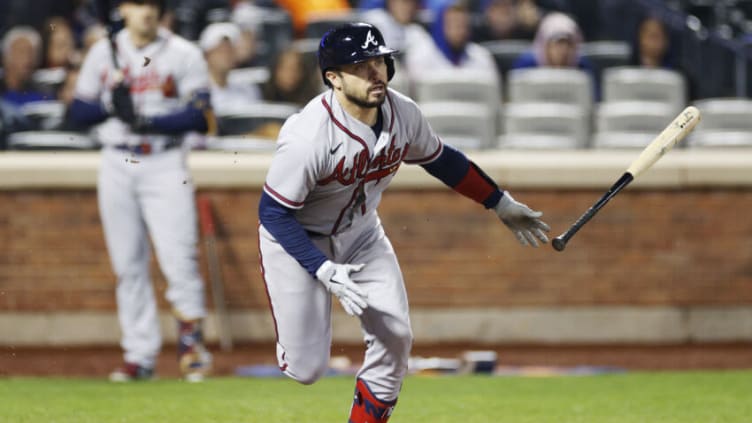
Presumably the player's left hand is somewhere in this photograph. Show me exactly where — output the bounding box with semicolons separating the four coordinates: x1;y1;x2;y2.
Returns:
315;260;368;317
494;191;550;247
111;83;137;125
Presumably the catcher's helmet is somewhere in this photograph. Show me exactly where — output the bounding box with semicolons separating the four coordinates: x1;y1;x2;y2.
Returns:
318;22;398;87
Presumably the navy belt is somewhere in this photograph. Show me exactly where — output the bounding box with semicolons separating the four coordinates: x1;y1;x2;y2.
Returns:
114;139;181;155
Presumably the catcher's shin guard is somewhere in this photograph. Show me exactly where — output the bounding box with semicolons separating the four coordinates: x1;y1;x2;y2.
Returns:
348;378;397;423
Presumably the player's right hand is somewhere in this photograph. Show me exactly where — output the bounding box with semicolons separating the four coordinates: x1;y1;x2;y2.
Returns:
111;82;137;125
315;260;368;317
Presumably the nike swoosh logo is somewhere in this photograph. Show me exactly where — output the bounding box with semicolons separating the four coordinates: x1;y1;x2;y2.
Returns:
330;143;343;154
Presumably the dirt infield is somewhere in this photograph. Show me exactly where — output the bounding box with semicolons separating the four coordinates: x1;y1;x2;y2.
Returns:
2;343;751;378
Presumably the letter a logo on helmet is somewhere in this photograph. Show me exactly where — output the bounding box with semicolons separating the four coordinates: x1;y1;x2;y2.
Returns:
361;30;378;49
318;23;398;87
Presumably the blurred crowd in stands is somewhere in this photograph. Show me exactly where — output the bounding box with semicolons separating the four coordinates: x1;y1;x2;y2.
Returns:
1;0;751;150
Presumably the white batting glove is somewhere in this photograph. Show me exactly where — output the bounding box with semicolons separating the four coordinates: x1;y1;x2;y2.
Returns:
495;191;550;247
315;260;368;317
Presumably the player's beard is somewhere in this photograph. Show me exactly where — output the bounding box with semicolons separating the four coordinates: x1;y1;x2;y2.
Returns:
342;82;386;109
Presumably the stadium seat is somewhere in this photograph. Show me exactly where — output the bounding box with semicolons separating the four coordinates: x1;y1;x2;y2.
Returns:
227;67;270;87
580;40;631;84
7;131;98;150
499;102;589;149
20;101;66;131
414;69;501;109
421;101;496;150
507;68;594;113
479;39;532;87
595;101;676;132
31;67;67;97
215;102;299;137
592;101;678;148
602;67;687;113
688;97;752;147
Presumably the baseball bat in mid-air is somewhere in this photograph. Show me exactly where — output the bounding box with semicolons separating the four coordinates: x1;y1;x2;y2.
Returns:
551;106;702;252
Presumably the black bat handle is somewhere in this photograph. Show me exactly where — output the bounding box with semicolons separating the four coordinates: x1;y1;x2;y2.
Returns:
96;0;122;69
552;172;634;252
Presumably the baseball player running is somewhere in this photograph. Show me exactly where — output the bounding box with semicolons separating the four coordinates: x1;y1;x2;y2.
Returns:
67;0;213;382
259;22;549;422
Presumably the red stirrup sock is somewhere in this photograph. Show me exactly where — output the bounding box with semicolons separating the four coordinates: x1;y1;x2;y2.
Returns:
348;378;397;423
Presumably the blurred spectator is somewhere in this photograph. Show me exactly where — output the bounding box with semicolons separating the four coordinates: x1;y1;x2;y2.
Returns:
630;15;676;69
231;1;264;67
275;0;351;36
199;22;262;114
473;0;539;42
360;0;432;57
511;12;591;70
630;14;697;100
261;46;320;107
404;0;498;82
42;17;81;68
511;12;598;98
1;26;48;106
513;12;580;68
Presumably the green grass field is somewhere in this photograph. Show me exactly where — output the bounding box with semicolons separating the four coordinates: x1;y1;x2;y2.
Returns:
2;371;751;422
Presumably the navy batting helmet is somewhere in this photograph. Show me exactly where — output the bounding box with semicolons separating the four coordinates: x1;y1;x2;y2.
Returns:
318;22;398;87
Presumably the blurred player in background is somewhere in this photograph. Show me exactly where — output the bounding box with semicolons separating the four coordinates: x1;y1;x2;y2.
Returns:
258;22;549;422
67;0;213;382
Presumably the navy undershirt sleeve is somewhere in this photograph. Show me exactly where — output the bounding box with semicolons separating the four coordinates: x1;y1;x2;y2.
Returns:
146;91;210;134
258;191;328;277
420;144;503;209
420;143;470;187
67;98;109;128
